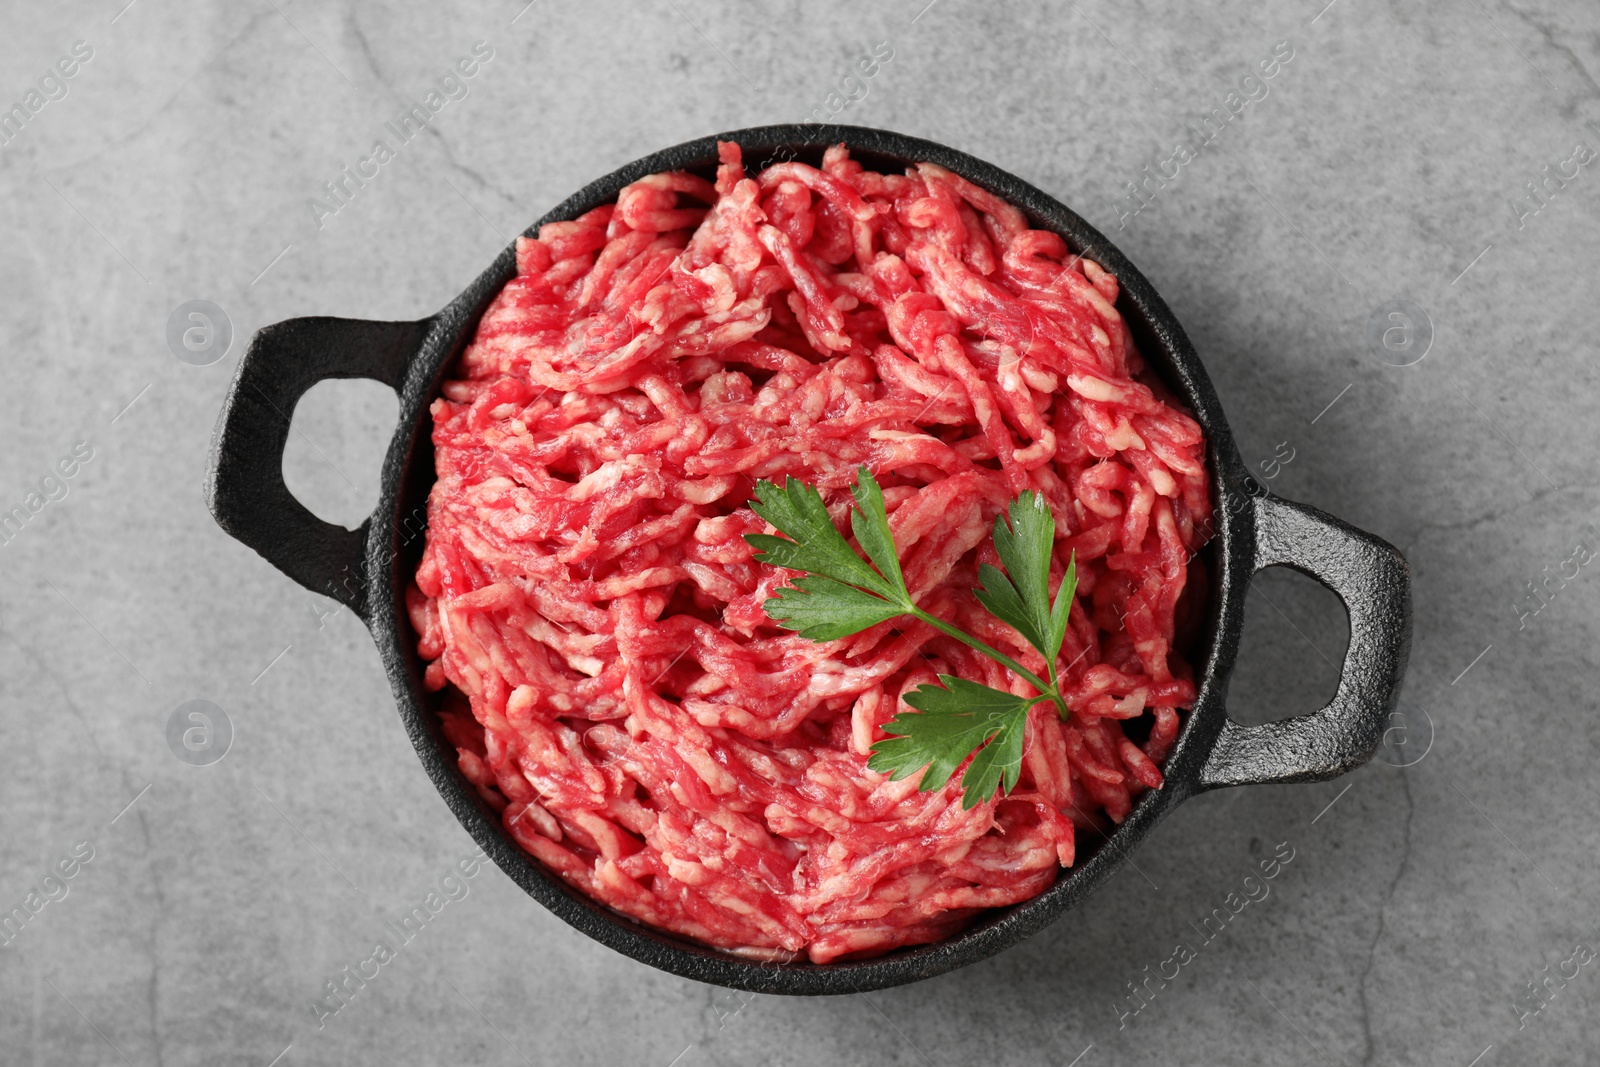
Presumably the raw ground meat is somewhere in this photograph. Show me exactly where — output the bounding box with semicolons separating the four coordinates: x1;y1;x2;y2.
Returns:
409;142;1213;963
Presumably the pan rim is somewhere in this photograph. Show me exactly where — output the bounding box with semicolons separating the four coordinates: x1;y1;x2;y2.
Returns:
364;123;1253;994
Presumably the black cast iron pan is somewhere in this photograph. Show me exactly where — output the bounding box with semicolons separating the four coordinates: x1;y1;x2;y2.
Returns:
207;124;1412;994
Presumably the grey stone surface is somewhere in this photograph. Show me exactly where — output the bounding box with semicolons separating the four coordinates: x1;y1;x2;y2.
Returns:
1;0;1597;1063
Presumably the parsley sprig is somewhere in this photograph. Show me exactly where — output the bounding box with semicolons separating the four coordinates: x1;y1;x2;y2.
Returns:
744;467;1078;809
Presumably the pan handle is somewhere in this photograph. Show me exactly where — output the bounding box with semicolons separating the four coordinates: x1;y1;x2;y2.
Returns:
206;316;430;620
1198;490;1412;790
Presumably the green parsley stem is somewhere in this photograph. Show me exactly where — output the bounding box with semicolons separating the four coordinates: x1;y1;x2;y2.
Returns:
906;606;1070;718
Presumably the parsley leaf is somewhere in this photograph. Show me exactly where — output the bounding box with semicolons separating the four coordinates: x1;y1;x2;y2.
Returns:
745;467;914;642
975;492;1061;663
747;469;1080;809
745;473;902;601
868;676;1034;809
1049;552;1077;667
847;468;906;597
762;576;907;641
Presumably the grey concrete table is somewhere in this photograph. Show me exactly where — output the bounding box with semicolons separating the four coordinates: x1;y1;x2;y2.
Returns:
2;0;1597;1064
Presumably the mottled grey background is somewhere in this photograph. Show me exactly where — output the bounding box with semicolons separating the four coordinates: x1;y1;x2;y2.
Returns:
2;0;1596;1064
